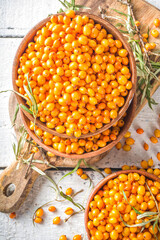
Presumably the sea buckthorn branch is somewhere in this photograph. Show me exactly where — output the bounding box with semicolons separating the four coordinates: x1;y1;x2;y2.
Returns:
57;0;90;13
99;1;160;109
119;184;160;238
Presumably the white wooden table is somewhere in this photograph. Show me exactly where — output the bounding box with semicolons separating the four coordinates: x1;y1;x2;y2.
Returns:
0;0;160;239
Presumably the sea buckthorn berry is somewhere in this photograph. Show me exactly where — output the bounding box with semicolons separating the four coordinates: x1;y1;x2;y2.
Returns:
153;18;160;27
141;160;148;169
123;144;131;151
104;168;112;174
81;173;88;180
135;21;140;27
66;187;73;195
125;137;135;145
150;136;158;144
73;235;81;240
154;129;160;138
115;142;122;150
136;128;144;134
124;131;131;138
36;208;44;217
148;158;153;167
48;206;56;212
9;212;16;219
64;207;74;215
157;152;160;161
53;216;61;224
143;142;149;151
151;29;159;38
59;235;67;240
19;11;132;154
34;217;42;223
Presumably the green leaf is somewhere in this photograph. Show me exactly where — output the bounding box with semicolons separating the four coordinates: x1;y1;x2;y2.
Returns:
12;103;19;125
74;5;91;9
60;191;85;210
83;159;105;178
122;191;141;214
137;211;158;219
59;159;82;182
31;165;59;192
119;29;129;34
58;0;68;8
16;128;28;159
153;219;158;240
71;0;75;7
12;143;16;156
146;183;159;213
20;104;33;115
111;8;128;17
115;23;125;27
130;16;135;27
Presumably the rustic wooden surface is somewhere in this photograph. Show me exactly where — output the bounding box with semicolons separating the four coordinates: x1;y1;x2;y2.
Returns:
0;0;160;239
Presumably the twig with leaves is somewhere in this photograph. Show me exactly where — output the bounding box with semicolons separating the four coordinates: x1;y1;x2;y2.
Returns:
119;184;160;239
57;0;90;13
99;0;160;109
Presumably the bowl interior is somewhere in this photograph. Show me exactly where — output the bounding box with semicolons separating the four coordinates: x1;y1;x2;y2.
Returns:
84;169;160;239
13;12;137;139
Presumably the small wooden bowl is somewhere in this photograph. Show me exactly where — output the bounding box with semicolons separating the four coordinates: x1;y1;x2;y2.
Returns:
13;12;137;139
20;95;136;159
84;169;160;240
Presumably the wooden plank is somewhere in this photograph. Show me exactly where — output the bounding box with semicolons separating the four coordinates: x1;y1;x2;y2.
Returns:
0;0;159;37
0;0;62;37
0;169;104;239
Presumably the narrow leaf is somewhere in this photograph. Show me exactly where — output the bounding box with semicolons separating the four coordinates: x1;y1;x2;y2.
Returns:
12;103;19;125
20;104;33;115
60;191;85;210
111;9;128;17
59;159;82;182
83;159;105;178
122;191;141;214
137;211;158;219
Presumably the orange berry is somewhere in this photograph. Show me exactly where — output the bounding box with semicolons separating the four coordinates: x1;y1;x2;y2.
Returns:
34;217;42;223
143;142;149;151
151;29;159;38
150;136;158;144
53;216;61;224
157;152;160;161
36;208;44;217
136;128;144;134
59;235;67;240
73;235;81;240
48;206;56;212
9;212;16;219
64;207;74;215
66;187;73;195
135;21;140;27
77;168;83;176
81;174;88;180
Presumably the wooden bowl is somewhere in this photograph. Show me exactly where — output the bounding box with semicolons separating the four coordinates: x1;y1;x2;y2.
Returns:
13;12;137;139
84;169;160;240
20;95;136;159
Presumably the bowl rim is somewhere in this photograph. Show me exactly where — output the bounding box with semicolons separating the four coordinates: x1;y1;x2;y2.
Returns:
20;95;136;159
12;11;137;139
84;169;160;239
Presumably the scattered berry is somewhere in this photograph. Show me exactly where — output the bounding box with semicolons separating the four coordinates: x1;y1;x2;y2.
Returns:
9;212;16;219
136;128;144;134
48;206;56;212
